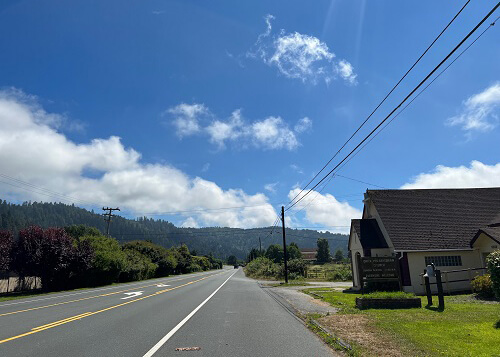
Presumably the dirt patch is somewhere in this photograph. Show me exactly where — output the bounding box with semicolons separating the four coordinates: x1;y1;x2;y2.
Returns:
318;314;403;357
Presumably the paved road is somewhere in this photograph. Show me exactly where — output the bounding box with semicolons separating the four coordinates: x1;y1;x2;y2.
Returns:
0;268;333;356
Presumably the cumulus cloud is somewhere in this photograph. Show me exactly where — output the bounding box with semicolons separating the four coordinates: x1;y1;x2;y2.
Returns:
167;104;310;151
446;82;500;133
251;116;299;150
0;90;278;228
167;103;209;138
248;14;357;85
401;161;500;189
287;188;362;233
294;117;312;133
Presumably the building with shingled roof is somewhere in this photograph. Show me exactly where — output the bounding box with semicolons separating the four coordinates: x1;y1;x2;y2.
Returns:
348;187;500;294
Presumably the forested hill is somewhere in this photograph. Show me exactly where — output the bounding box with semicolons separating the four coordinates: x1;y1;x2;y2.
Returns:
0;200;348;259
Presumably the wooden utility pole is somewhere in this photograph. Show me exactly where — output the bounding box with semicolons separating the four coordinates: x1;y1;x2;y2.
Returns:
102;207;120;236
281;206;289;284
259;237;262;254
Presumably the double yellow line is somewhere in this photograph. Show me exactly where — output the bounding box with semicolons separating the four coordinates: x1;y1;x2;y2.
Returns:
0;271;218;318
0;271;226;345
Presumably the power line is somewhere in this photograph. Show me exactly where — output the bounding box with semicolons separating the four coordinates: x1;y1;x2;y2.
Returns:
286;2;500;212
286;0;471;208
334;15;500;173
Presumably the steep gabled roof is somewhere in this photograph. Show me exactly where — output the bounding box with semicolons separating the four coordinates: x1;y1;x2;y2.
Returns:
366;187;500;251
471;226;500;246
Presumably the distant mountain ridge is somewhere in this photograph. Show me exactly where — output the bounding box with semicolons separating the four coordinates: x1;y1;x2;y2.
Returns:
0;199;348;259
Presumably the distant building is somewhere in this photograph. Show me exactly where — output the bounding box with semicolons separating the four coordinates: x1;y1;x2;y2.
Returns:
300;248;317;263
349;188;500;294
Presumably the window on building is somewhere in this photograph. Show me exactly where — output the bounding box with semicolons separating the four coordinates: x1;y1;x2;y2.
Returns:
425;255;462;267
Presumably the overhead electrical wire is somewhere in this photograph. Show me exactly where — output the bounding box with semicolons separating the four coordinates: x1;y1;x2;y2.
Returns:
286;2;500;212
286;0;472;209
334;15;500;175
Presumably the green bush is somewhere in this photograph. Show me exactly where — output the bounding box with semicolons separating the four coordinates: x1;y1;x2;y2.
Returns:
120;249;157;282
245;257;282;279
80;234;127;286
287;258;306;277
192;256;211;271
326;264;352;281
471;274;494;299
486;250;500;299
122;240;177;277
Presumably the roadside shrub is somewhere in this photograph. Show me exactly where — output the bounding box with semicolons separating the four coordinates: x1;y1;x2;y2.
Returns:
288;258;306;277
120;249;157;282
327;264;352;281
192;256;211;271
13;226;85;291
486;250;500;299
187;263;202;273
122;240;177;277
245;257;282;279
80;233;127;286
0;230;13;271
471;274;494;299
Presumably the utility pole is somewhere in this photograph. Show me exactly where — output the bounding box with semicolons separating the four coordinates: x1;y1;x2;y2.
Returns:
102;207;120;236
259;237;262;254
281;206;289;284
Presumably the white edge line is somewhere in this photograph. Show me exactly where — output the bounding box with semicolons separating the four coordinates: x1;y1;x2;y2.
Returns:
142;269;238;357
0;270;214;307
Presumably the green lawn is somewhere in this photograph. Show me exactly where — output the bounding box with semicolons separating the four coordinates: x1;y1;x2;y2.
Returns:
304;288;500;357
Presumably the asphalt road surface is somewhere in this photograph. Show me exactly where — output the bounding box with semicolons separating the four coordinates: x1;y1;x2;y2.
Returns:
0;267;333;356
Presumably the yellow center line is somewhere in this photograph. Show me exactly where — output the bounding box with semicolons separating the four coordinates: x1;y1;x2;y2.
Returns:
0;271;220;318
32;312;93;331
0;271;227;345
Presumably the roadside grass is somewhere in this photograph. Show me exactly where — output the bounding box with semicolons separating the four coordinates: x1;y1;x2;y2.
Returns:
265;280;310;287
303;288;500;357
363;291;415;299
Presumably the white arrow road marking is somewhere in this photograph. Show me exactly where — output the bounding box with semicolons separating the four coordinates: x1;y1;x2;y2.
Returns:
121;291;144;300
156;284;170;287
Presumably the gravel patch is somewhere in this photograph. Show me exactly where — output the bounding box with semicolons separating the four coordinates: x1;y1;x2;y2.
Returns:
264;286;338;316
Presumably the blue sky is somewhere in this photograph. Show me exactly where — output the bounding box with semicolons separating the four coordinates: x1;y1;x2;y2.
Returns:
0;0;499;232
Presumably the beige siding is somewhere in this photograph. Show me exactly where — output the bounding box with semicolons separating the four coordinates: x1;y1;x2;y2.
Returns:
349;230;363;288
404;251;483;294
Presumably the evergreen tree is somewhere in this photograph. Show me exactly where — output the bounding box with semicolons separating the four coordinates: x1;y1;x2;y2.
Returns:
316;238;330;263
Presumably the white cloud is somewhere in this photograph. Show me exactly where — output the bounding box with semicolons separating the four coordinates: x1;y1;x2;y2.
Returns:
0;90;278;228
294;117;312;133
401;161;500;189
264;182;278;193
251;116;299;150
249;14;356;85
168;105;310;151
287;188;362;233
335;60;357;85
446;82;500;133
167;103;209;138
181;217;199;228
206;109;244;148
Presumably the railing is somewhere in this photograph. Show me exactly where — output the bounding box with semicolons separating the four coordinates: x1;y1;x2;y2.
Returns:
420;267;487;294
